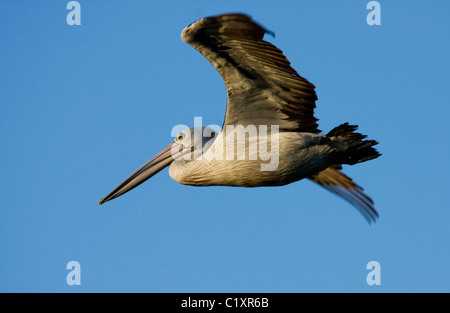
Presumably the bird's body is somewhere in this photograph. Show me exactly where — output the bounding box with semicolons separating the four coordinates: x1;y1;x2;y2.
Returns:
99;13;381;223
169;130;332;187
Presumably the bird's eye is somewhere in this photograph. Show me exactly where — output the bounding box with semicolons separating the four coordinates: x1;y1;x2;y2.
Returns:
176;134;184;141
211;132;215;138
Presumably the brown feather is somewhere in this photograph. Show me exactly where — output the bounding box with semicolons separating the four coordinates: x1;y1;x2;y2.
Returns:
182;13;319;133
308;166;379;223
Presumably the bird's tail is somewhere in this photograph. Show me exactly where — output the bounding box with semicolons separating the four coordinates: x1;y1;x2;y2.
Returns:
327;123;381;165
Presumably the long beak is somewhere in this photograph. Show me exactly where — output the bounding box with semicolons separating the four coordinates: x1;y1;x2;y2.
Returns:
99;143;176;205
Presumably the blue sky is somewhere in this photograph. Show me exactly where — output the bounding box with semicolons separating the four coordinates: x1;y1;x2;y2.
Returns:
1;1;449;292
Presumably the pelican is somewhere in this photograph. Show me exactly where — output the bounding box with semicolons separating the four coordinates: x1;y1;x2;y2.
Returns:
99;14;381;223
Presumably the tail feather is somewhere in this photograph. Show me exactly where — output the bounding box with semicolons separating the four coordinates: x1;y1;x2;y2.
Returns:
327;123;381;165
308;123;381;223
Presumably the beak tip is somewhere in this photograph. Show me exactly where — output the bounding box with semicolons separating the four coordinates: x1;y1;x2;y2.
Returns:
98;198;106;205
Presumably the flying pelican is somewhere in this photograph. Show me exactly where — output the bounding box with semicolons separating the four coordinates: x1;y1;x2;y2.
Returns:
99;14;381;223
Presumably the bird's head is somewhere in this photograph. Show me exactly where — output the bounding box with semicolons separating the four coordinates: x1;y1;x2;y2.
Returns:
172;126;217;162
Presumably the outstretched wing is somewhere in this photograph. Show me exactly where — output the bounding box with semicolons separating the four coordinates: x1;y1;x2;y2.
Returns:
181;13;319;133
308;165;379;224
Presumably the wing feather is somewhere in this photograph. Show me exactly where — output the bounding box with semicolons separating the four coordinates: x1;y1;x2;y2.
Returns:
308;166;379;224
182;13;319;132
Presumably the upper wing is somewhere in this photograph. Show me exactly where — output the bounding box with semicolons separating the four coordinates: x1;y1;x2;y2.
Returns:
308;165;379;224
181;13;319;133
